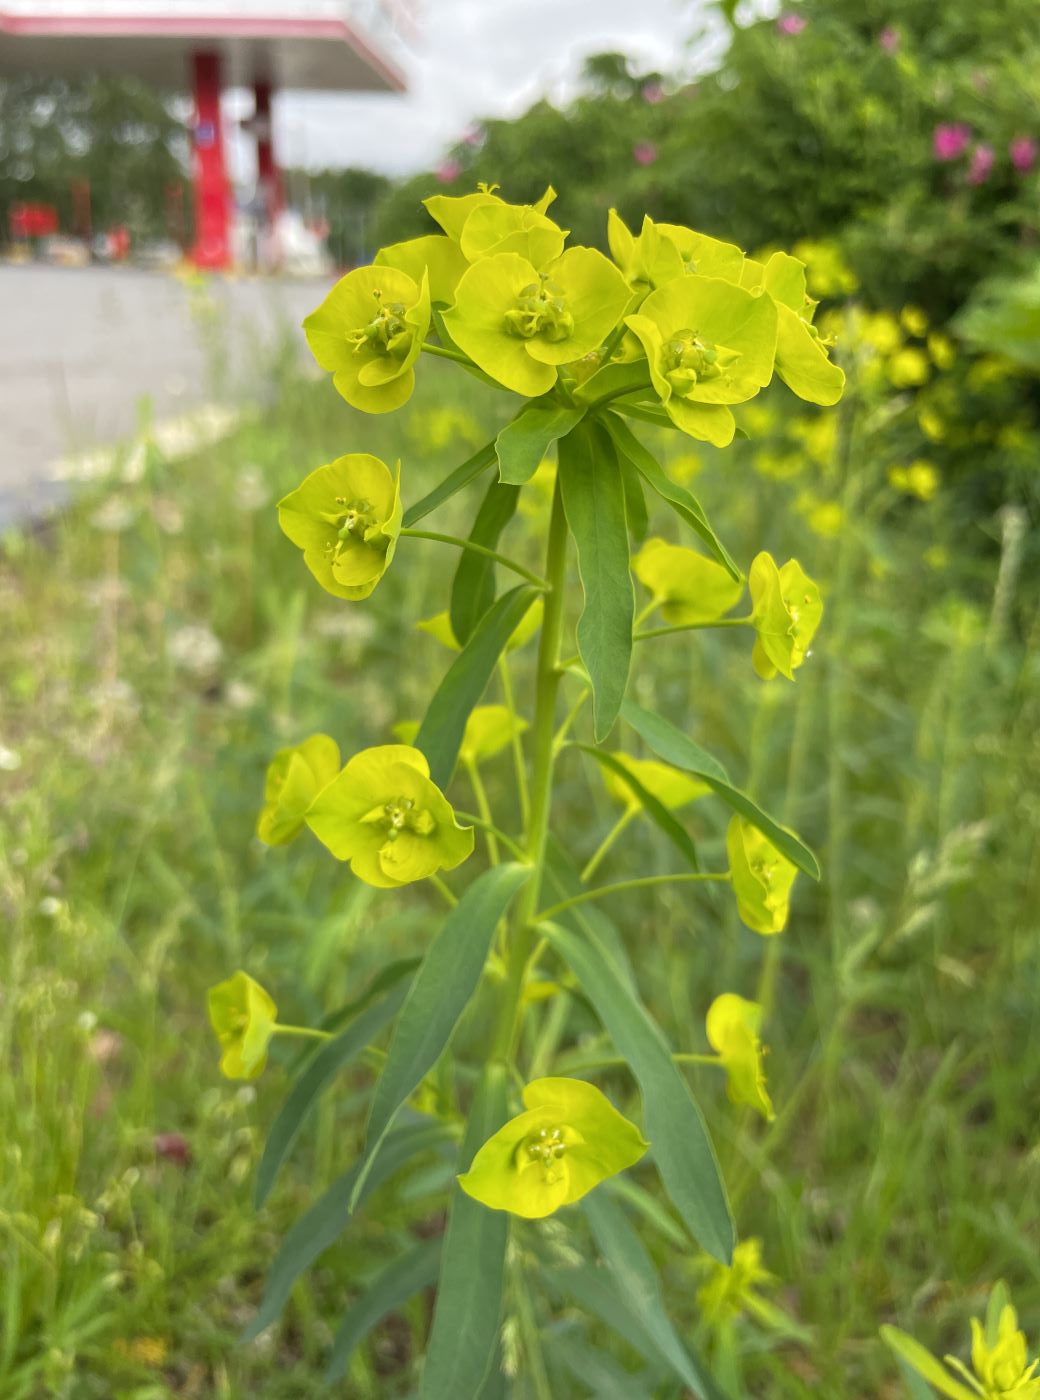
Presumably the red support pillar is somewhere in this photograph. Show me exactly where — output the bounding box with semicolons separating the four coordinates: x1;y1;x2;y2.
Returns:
253;80;283;222
190;51;231;270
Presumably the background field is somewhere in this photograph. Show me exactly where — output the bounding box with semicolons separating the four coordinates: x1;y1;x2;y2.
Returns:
3;1;1040;1395
3;306;1038;1395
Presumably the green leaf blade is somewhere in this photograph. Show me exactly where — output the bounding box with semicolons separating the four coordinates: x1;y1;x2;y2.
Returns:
325;1238;443;1383
255;977;412;1207
496;399;585;485
416;584;539;788
558;424;634;742
603;412;741;580
422;1063;510;1400
621;699;821;880
449;477;520;646
243;1120;453;1341
402;441;498;528
583;1191;725;1399
575;744;699;872
541;920;735;1262
352;864;531;1208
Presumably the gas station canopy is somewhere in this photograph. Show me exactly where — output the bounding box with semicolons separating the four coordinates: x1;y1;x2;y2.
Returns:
0;0;406;91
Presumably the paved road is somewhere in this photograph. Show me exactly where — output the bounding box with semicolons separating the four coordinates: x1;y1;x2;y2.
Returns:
0;265;329;525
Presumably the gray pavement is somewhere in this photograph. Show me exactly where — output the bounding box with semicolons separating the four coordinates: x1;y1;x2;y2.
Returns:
0;265;329;525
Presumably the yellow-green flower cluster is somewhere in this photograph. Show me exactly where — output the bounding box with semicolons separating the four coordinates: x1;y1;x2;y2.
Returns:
257;736;473;890
883;1285;1040;1399
458;1077;648;1219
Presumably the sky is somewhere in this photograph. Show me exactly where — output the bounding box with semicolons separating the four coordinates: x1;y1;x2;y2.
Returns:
225;0;738;181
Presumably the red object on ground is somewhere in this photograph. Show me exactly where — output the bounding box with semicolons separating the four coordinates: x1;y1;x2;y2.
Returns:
9;201;58;238
190;50;230;269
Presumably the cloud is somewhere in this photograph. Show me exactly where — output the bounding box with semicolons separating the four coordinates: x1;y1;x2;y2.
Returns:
266;0;704;175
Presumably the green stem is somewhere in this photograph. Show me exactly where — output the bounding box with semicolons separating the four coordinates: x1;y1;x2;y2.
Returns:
430;874;458;908
400;528;549;590
464;759;500;865
580;808;636;883
635;616;753;642
454;812;529;863
552;688;589;752
274;1024;333;1042
489;477;569;1064
497;657;530;828
420;341;472;366
535;872;730;924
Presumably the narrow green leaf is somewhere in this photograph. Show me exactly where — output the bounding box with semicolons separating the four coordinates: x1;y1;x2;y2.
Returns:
243;1120;453;1341
416;584;539;787
325;1238;442;1382
319;956;421;1034
558;423;633;742
605;1176;688;1249
583;1191;725;1399
496;398;585;485
255;977;412;1207
574;358;653;406
422;1063;510;1400
352;865;531;1209
402;441;498;528
620;699;821;880
543;836;638;992
551;1333;657;1400
449;478;520;645
575;744;699;873
543;1262;672;1378
879;1327;979;1400
540;920;735;1262
603;412;741;580
613;401;682;431
620;456;649;544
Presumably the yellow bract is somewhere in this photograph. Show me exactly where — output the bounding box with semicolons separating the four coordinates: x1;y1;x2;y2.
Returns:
257;734;340;846
748;552;823;681
705;993;775;1121
458;1077;648;1219
305;745;473;889
634;537;744;625
727;815;798;935
601;752;710;812
207;971;277;1081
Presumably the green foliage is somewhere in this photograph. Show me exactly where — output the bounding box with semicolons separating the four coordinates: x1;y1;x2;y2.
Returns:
0;76;189;243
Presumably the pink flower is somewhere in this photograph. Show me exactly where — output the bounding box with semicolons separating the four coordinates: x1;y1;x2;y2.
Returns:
633;142;658;167
642;81;665;105
967;143;995;185
777;13;807;34
1010;136;1037;173
461;125;484;148
436;159;461;184
878;25;899;52
933;123;971;162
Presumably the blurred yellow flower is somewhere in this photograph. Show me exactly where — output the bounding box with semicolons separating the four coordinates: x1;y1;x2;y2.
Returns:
918;406;947;442
927;331;956;370
861;311;902;355
796;493;845;539
888;460;940;501
900;305;929;337
887;346;931;388
697;1237;777;1327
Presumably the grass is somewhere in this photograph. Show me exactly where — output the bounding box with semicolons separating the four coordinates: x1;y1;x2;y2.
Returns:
1;329;1038;1397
